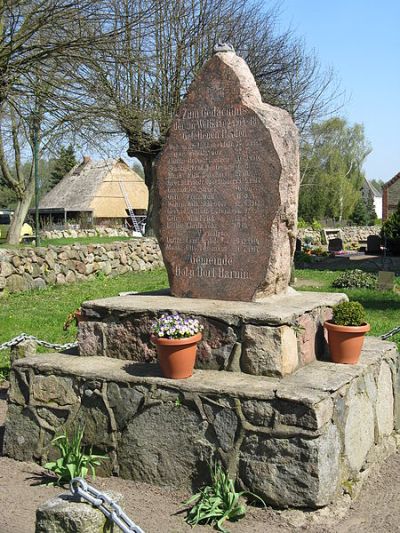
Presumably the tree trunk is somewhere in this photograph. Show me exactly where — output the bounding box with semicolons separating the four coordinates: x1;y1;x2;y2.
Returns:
6;181;35;245
128;151;159;237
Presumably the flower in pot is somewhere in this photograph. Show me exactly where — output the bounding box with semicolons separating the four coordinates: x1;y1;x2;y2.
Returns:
151;314;204;379
324;301;370;364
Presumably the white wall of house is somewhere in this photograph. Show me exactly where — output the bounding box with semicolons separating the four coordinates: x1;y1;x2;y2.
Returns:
374;196;383;219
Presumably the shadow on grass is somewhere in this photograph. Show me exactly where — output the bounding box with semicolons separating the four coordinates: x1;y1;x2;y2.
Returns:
351;293;400;312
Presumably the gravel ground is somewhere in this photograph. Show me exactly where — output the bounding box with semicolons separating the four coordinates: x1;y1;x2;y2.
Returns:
1;386;400;533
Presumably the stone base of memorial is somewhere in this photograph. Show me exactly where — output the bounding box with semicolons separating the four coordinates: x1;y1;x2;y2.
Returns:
4;337;399;509
77;290;345;377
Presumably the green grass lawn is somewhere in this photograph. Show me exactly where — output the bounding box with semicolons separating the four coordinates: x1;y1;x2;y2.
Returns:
41;236;135;246
0;268;168;377
1;266;399;379
0;235;135;249
295;269;400;341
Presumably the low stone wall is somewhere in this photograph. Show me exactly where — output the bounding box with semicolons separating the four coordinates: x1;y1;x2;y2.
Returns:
41;225;382;245
298;225;381;245
0;239;163;294
78;291;345;377
4;337;399;509
40;226;134;240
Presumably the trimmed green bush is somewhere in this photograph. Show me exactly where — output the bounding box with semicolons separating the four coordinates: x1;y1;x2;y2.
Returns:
382;201;400;240
331;269;376;289
332;301;367;326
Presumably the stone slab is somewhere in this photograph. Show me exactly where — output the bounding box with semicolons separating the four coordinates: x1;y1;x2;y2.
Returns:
79;290;347;376
377;271;395;291
82;290;346;326
154;50;299;301
5;336;398;509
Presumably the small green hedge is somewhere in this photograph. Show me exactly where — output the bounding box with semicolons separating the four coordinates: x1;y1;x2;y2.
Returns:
332;301;367;326
332;269;376;289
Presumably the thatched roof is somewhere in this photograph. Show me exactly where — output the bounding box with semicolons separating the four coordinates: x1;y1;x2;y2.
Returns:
39;157;148;216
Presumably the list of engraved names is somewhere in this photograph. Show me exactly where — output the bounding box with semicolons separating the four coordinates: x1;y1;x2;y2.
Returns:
164;104;265;281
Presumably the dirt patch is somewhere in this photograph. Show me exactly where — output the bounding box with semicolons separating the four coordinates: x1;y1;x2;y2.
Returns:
0;386;399;533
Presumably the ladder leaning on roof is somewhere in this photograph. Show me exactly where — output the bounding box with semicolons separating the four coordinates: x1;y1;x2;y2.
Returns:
118;180;142;234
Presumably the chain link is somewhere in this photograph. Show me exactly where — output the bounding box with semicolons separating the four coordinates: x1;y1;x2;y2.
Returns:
70;477;144;533
381;326;400;341
0;333;78;352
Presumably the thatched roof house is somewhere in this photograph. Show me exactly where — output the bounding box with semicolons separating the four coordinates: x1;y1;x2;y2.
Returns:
39;157;148;224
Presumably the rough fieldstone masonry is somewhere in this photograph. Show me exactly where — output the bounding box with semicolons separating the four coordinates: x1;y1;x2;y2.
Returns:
4;337;399;509
297;226;381;246
40;226;134;240
155;50;299;301
4;45;400;512
0;239;162;294
78;291;345;377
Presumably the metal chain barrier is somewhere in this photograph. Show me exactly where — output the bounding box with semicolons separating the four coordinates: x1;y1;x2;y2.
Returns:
381;326;400;341
0;333;78;352
70;477;144;533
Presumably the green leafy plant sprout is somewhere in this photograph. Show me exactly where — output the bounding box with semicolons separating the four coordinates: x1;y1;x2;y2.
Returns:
44;427;107;486
183;462;264;533
0;367;9;383
175;396;183;407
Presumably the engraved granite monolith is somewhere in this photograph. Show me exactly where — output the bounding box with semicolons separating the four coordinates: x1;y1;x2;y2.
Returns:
155;50;299;301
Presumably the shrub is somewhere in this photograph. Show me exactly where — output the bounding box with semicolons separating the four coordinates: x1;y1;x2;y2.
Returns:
332;301;367;326
311;219;322;231
332;269;376;289
294;251;313;266
297;217;308;229
44;428;107;486
382;201;400;240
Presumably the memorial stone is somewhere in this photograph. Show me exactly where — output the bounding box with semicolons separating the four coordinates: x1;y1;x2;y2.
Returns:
378;271;395;291
328;238;344;253
367;234;382;255
155;47;299;301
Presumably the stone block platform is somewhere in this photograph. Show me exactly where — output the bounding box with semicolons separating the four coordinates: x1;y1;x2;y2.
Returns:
79;290;346;377
4;337;399;509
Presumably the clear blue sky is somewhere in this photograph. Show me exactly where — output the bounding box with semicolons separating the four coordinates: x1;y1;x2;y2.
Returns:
279;0;400;183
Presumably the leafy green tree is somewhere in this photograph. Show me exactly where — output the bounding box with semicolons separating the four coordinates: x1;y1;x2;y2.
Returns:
382;201;400;240
349;191;376;226
350;197;369;225
48;145;77;190
365;190;377;225
299;118;371;223
0;185;17;209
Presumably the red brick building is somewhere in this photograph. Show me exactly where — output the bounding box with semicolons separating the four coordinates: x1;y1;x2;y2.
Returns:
383;172;400;220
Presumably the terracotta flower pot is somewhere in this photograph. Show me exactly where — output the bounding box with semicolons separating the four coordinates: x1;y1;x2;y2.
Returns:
152;332;202;379
324;321;370;364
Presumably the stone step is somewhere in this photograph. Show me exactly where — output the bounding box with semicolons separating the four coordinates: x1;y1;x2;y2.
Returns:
78;290;346;377
4;336;399;509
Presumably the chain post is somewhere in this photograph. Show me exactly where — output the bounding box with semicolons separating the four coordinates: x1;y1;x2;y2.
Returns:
70;478;144;533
